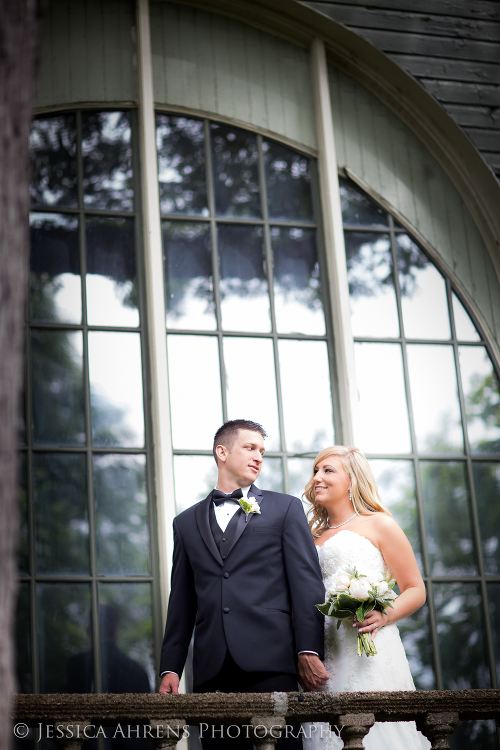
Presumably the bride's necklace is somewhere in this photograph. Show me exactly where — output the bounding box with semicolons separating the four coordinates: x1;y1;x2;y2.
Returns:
327;511;358;529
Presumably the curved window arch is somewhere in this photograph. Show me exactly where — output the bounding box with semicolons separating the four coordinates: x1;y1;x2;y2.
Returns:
341;177;500;744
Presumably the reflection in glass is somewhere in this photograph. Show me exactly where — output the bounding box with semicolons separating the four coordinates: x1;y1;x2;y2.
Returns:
473;463;500;574
38;583;92;693
369;460;422;572
18;453;29;574
174;455;219;514
407;345;463;454
16;583;32;693
288;457;313;509
223;337;280;451
263;141;313;221
354;343;411;454
98;584;153;692
88;332;144;447
345;232;399;338
258;458;284;493
450;720;498;750
218;225;270;332
420;461;476;576
168;335;222;449
30;213;81;324
339;179;387;226
397;235;450;340
82;111;133;211
488;583;500;685
86;216;139;327
211;124;260;217
452;293;480;342
397;600;435;690
279;340;333;452
94;455;149;576
434;582;490;689
31;329;85;445
156;115;208;216
162;221;215;330
271;227;325;335
30;114;77;208
34;453;89;575
459;346;500;454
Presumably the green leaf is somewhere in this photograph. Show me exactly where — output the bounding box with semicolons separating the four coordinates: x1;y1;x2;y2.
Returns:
316;603;332;616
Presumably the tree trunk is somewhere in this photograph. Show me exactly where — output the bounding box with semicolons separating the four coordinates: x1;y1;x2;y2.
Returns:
0;2;41;749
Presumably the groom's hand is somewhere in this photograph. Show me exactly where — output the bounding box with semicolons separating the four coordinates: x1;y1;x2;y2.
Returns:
159;673;179;695
297;653;329;692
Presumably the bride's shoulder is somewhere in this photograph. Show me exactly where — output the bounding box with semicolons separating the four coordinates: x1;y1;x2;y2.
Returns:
359;512;402;538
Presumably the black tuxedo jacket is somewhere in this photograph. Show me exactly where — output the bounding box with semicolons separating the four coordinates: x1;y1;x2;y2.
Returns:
159;485;325;688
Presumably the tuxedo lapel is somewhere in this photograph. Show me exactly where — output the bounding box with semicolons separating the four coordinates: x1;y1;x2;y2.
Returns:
195;492;223;566
226;484;264;558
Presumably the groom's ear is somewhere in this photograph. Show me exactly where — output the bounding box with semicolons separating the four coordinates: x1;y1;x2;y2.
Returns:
215;444;228;464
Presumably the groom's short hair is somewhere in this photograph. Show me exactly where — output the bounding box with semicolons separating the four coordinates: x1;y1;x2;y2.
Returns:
213;419;267;464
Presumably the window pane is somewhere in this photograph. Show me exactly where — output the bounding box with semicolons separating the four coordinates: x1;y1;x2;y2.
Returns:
452;293;480;342
459;345;500;454
16;583;32;693
488;582;500;685
223;337;280;451
218;225;270;332
354;342;411;454
407;344;464;454
434;582;490;689
39;583;92;693
162;221;215;330
397;235;450;340
18;453;29;575
258;457;284;493
94;454;150;576
287;457;313;507
450;721;498;750
369;459;422;572
279;340;333;452
30;213;81;324
98;583;153;693
30;114;77;208
82;111;133;211
345;232;399;338
473;462;500;574
156;114;208;216
263;141;314;221
271;227;325;335
34;453;89;575
339;179;387;226
211;124;260;217
420;461;477;576
86;216;139;327
168;335;223;449
397;600;435;690
173;455;218;514
31;330;85;445
89;331;144;447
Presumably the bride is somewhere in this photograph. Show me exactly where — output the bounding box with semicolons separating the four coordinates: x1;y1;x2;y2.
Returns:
302;446;430;750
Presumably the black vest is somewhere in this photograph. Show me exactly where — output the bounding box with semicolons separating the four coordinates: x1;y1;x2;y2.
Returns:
209;502;242;561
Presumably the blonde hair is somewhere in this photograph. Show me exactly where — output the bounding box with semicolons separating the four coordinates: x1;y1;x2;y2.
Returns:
304;446;392;537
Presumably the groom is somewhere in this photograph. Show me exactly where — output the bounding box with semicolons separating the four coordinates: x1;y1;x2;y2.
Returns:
159;419;328;748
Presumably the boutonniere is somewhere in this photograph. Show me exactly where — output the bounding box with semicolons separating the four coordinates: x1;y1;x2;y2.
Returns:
238;497;261;522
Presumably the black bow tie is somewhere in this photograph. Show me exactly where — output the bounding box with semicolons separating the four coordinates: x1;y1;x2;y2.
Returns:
212;488;243;506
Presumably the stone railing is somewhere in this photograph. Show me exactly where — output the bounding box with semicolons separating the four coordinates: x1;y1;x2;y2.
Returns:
13;690;500;750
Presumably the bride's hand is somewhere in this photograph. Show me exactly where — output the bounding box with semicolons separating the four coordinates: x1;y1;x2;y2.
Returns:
353;609;387;640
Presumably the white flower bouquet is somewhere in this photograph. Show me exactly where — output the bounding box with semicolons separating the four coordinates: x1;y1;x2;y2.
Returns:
316;565;398;656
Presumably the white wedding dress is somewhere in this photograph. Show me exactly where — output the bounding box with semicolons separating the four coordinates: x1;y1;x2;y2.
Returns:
303;530;430;750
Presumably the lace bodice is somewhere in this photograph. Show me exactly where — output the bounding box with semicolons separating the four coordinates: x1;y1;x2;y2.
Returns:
317;529;387;587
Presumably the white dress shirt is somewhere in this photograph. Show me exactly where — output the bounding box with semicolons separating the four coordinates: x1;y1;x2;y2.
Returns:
213;485;251;531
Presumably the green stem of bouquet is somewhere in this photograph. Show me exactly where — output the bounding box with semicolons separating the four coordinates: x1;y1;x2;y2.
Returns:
357;629;378;657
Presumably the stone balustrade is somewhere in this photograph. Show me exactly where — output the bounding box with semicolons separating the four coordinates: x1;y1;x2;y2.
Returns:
13;690;500;750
